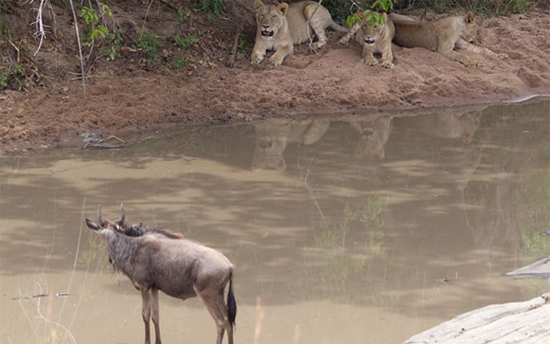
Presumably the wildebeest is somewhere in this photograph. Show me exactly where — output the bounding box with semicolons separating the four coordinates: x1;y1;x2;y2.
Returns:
85;205;236;344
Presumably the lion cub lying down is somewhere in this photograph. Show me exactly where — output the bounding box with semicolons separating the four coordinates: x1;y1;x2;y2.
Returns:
390;12;508;67
339;12;395;68
251;0;348;66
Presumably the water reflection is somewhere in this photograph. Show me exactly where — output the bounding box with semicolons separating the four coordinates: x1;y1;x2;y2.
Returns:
0;97;549;344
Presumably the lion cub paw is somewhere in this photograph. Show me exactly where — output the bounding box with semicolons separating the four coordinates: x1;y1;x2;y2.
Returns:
339;37;350;45
268;56;284;67
362;57;378;66
462;59;483;67
470;60;484;67
381;61;395;69
251;53;264;66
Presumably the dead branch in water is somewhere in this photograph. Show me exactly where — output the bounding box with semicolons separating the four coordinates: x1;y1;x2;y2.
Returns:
12;292;69;301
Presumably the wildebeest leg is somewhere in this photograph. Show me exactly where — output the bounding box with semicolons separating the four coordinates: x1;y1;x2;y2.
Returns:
194;285;230;344
217;291;233;344
151;288;161;344
141;289;153;344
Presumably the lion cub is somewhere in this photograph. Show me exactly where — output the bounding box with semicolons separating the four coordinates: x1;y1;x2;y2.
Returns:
340;12;395;69
251;0;348;66
390;12;508;67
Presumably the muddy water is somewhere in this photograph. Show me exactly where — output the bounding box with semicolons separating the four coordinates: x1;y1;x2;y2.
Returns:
1;98;549;344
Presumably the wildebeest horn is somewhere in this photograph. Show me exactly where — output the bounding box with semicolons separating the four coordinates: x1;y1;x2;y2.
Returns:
98;205;106;227
119;203;126;225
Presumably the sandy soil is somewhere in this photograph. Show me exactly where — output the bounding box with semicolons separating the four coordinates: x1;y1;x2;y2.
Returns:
1;6;549;154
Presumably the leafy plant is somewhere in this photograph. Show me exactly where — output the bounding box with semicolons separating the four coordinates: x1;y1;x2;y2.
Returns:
359;197;387;257
200;0;224;16
372;0;394;11
79;4;112;46
174;33;197;50
177;6;194;22
238;33;247;53
360;197;385;229
314;225;345;249
313;203;360;249
138;31;164;64
99;26;124;61
177;6;185;22
0;62;26;91
166;57;190;69
404;0;531;15
0;73;7;90
346;0;394;28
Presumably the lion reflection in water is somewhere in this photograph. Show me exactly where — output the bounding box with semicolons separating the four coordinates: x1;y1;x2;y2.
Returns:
350;116;393;160
251;116;394;170
252;119;330;170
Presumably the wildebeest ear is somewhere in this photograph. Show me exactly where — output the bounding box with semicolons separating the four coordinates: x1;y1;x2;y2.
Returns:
86;218;100;231
465;12;475;24
277;2;289;15
253;0;264;12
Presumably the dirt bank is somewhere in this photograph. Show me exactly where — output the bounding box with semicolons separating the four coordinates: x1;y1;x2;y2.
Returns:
1;3;549;154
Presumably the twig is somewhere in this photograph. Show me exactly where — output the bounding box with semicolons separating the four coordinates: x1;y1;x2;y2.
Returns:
8;40;20;62
32;0;47;56
140;0;155;41
299;158;330;231
68;0;87;94
82;135;125;149
95;0;108;26
158;0;179;11
34;288;78;344
87;0;96;56
349;0;364;14
226;22;243;67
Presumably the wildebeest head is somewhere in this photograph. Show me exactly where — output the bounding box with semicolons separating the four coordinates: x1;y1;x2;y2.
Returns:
85;204;126;234
86;204;182;239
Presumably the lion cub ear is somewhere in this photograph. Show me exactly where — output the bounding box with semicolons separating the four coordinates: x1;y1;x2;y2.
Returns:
254;0;265;12
357;11;366;21
465;11;476;24
277;2;289;15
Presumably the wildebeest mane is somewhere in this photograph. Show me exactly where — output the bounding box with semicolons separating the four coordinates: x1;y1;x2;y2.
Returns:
122;224;183;239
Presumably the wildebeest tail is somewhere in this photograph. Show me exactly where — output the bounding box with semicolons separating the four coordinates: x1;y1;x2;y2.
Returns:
227;271;237;328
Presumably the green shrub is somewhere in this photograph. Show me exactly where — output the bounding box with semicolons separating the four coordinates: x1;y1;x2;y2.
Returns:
99;26;124;61
400;0;531;14
174;33;197;50
199;0;224;16
138;31;164;64
0;62;26;91
166;57;190;69
326;0;530;22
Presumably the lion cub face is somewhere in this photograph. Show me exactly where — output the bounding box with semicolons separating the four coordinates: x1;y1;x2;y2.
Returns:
461;12;483;44
358;21;384;47
254;1;289;40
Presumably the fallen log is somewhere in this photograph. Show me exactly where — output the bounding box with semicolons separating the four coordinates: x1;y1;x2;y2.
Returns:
505;256;550;278
402;293;550;344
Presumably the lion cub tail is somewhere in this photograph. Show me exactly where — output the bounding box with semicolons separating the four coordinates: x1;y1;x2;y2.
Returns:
388;13;419;25
331;21;350;33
